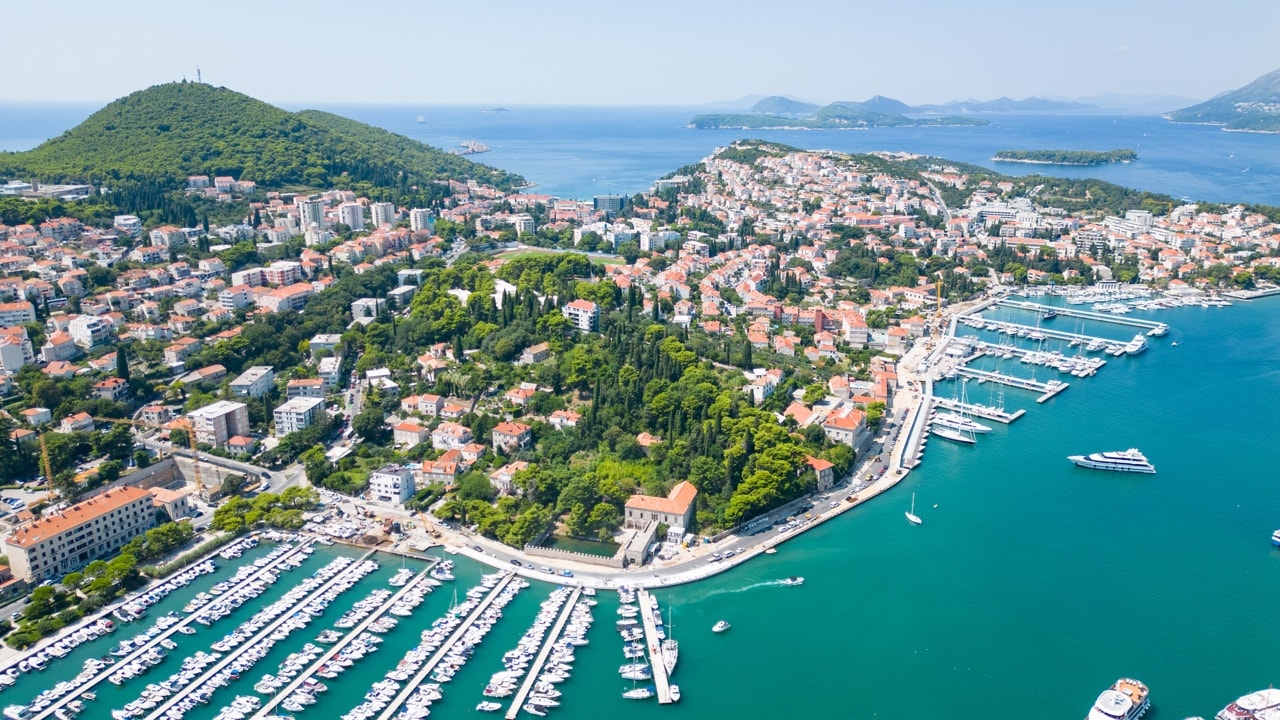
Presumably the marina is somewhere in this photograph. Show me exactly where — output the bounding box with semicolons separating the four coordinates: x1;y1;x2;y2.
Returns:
503;587;583;719
952;367;1069;403
994;299;1168;332
634;590;673;705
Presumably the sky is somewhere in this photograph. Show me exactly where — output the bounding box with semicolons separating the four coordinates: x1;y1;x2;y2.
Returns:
4;0;1279;107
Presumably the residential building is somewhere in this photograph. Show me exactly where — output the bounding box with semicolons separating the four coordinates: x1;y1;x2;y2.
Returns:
370;202;396;228
148;487;192;522
218;284;253;310
489;461;529;496
298;199;325;229
562;299;600;332
19;407;51;426
286;378;326;399
0;301;35;327
189;400;250;449
393;422;428;448
368;465;415;504
807;456;836;491
417;458;458;486
40;332;78;362
0;334;26;373
263;261;303;286
60;412;95;433
318;356;342;389
310;334;341;357
432;421;473;450
338;202;365;232
139;405;171;426
822;407;869;450
623;481;698;534
229;365;275;398
273;397;324;437
548;409;580;431
2;486;158;583
68;315;113;349
409;208;433;233
93;377;129;401
491;421;532;454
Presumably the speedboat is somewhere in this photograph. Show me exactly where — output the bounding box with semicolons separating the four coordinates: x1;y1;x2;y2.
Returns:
1272;529;1280;547
712;620;730;633
670;684;681;702
1087;678;1149;720
476;702;502;712
622;686;655;700
779;577;804;587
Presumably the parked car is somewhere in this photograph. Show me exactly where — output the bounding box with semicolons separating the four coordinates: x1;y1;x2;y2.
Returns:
560;569;574;578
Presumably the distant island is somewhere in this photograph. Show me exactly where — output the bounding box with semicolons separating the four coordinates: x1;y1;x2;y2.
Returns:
690;96;987;130
1167;67;1280;133
991;149;1138;166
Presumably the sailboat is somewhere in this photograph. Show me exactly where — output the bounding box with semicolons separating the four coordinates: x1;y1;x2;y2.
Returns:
659;606;678;676
905;493;923;525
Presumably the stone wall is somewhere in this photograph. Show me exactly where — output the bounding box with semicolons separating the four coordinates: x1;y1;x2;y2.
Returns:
523;543;625;569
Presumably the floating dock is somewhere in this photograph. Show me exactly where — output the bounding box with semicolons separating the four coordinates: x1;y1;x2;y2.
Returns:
953;367;1069;403
504;587;583;719
252;567;433;719
32;539;320;720
930;397;1025;424
635;589;673;705
375;573;517;720
142;549;379;720
995;299;1165;330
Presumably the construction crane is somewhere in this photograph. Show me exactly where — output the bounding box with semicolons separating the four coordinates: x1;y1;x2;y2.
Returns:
92;416;205;497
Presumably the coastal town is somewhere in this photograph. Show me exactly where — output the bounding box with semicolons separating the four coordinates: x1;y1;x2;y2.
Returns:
0;130;1276;719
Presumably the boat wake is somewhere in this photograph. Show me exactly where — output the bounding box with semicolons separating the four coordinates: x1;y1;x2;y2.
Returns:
693;579;792;601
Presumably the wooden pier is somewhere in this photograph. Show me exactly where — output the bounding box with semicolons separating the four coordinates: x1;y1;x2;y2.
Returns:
32;538;320;720
252;568;433;719
142;549;379;720
375;573;518;720
504;587;583;719
636;589;673;705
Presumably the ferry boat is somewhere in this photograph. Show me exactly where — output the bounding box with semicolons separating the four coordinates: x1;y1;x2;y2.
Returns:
1216;687;1280;720
1067;449;1156;474
1086;678;1150;720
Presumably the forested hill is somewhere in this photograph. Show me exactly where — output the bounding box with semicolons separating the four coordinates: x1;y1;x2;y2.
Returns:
0;82;524;192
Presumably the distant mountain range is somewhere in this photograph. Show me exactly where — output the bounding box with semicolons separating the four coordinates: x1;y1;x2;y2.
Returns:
1167;68;1280;132
691;96;993;130
740;94;1096;116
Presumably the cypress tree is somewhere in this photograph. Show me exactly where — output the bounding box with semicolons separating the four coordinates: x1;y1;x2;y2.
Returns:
116;345;129;382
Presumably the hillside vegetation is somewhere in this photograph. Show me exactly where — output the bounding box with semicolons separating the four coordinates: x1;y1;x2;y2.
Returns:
1168;68;1280;131
0;82;524;192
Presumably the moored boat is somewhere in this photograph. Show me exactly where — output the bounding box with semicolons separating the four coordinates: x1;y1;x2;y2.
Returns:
1216;687;1280;720
1087;678;1150;720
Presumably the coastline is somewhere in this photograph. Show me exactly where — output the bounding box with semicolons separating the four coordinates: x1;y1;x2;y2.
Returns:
991;157;1129;166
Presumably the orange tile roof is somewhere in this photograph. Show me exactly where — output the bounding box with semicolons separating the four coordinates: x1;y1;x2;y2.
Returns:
625;481;697;516
7;486;152;548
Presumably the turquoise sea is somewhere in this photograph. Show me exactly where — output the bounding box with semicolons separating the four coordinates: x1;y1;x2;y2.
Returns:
6;297;1279;720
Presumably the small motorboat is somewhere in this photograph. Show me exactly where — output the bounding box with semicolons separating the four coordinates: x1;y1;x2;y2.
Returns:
779;577;804;587
712;620;730;633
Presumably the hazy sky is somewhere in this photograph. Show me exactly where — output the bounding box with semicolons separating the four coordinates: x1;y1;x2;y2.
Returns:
5;0;1278;106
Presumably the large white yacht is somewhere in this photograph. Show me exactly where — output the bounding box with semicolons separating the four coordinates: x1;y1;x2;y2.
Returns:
1216;688;1280;720
932;411;993;434
1123;334;1149;355
1068;449;1156;474
1086;678;1150;720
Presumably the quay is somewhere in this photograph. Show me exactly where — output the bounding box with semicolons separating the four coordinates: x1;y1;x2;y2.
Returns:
930;396;1025;424
953;367;1069;403
31;538;320;720
374;573;518;720
635;589;673;705
140;549;379;720
503;586;584;719
959;318;1138;348
252;567;433;719
995;299;1164;330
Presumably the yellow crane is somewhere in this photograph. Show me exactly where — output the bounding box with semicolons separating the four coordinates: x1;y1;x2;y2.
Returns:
92;416;205;497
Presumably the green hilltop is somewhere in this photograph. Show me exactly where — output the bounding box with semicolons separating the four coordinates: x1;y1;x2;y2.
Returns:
1167;68;1280;131
0;82;524;192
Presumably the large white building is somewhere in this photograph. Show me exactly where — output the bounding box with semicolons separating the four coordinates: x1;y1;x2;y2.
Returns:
368;465;415;504
67;315;113;349
297;199;325;229
409;208;433;233
561;299;600;333
273;397;325;437
189;400;251;449
0;302;34;327
3;486;158;583
229;365;275;398
338;202;366;232
370;202;396;228
263;261;303;286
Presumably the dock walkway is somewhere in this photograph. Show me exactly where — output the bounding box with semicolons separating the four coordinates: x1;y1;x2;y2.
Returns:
636;589;672;704
995;299;1164;330
32;538;319;720
930;397;1025;424
504;587;583;719
954;367;1068;402
374;573;517;720
252;567;433;719
140;549;378;720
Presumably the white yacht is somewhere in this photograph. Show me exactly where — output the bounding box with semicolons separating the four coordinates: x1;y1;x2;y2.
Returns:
931;425;976;444
1217;687;1280;720
711;620;731;633
932;412;992;434
1067;449;1156;474
660;638;678;676
1087;678;1150;720
1123;334;1148;355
